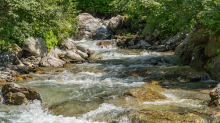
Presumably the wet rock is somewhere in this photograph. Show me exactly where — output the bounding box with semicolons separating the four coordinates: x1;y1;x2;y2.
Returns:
77;50;88;59
40;56;66;67
22;36;47;57
88;52;103;60
64;50;84;62
20;55;41;68
0;51;21;67
190;75;210;82
137;40;151;48
2;83;41;104
97;40;116;48
0;92;3;104
0;67;18;82
54;47;67;57
60;39;77;50
108;15;123;32
143;67;208;84
49;99;103;117
4;92;28;105
205;33;220;58
123;88;167;102
163;32;187;51
129;110;207;123
75;44;90;54
12;44;23;58
209;83;220;107
47;48;59;59
73;13;113;40
127;40;134;46
0;78;6;83
141;83;167;92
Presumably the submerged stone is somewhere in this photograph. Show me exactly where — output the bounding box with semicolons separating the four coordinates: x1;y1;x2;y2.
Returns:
123;88;167;102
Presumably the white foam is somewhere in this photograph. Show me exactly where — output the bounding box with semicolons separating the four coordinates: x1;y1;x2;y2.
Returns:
0;100;98;123
143;92;205;108
82;103;127;122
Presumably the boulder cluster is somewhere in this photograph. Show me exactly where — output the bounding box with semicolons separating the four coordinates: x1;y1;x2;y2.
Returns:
0;37;92;83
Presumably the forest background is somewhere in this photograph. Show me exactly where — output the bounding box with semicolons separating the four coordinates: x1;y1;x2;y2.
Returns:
0;0;219;52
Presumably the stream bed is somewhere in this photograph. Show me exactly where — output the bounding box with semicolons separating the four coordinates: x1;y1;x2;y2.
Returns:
0;39;220;123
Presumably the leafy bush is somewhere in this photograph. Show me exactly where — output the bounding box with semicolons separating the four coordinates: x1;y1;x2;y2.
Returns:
0;0;79;50
76;0;114;15
111;0;220;37
45;30;58;51
126;33;135;37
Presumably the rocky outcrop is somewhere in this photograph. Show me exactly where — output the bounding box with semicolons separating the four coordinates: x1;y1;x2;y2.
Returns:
73;13;113;40
209;83;220;107
2;83;42;105
204;33;220;58
204;56;220;81
108;15;123;32
20;55;41;68
176;29;220;81
22;36;47;57
123;88;167;102
0;67;18;82
40;56;66;67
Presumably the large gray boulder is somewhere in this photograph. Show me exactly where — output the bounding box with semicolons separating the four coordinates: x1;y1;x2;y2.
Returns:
108;15;123;32
73;13;113;40
40;56;66;67
0;51;21;67
22;36;47;57
2;83;42;105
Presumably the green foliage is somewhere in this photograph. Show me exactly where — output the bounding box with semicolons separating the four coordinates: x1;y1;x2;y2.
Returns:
111;0;220;37
0;0;79;50
126;33;135;37
76;0;114;14
217;48;220;56
45;30;58;51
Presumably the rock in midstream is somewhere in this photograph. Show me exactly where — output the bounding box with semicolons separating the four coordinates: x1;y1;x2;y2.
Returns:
2;83;42;105
123;88;167;102
209;83;220;107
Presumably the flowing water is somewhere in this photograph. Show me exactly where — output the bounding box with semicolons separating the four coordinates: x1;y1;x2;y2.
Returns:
0;39;220;123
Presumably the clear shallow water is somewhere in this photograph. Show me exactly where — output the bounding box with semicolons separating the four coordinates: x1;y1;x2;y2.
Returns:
0;39;219;123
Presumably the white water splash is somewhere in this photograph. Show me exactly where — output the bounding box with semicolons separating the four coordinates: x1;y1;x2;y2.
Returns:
143;92;205;108
0;100;98;123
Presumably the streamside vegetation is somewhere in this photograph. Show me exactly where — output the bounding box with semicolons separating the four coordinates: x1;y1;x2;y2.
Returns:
1;0;220;52
0;0;79;50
